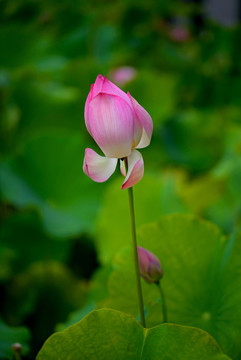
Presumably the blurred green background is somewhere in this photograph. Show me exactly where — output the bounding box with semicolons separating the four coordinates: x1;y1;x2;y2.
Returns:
0;0;241;358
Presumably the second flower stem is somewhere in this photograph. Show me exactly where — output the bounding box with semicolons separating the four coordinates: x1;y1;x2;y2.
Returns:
157;281;167;323
127;186;146;327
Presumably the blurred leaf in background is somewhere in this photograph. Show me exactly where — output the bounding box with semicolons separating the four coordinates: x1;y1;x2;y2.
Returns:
0;319;30;360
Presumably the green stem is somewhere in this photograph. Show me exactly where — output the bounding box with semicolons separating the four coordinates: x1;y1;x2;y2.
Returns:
127;186;146;327
13;349;22;360
14;353;21;360
157;281;167;323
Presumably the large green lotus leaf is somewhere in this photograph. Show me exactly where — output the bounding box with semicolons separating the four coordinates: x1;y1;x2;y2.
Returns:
106;215;241;359
37;309;230;360
96;171;187;264
0;319;30;359
0;131;104;237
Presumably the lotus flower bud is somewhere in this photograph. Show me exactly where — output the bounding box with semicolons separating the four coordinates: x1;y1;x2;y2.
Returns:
12;343;22;355
137;246;163;283
84;74;153;159
169;25;190;43
83;74;153;189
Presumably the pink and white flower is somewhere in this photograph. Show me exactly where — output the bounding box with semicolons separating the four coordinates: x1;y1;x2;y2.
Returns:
83;74;153;189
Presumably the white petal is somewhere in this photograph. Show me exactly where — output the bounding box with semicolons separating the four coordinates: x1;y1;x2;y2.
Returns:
83;148;117;183
128;93;153;149
136;128;150;149
120;159;126;177
121;150;144;189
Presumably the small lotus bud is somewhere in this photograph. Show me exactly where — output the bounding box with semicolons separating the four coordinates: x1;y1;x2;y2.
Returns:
169;25;190;43
12;342;22;359
12;343;22;352
109;66;137;86
137;246;163;283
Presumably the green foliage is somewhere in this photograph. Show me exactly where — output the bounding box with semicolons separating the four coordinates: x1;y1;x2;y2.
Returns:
0;131;103;237
3;261;87;355
37;309;230;360
0;319;30;359
0;212;70;277
96;172;187;264
159;108;224;172
126;70;177;125
4;262;87;324
56;265;112;331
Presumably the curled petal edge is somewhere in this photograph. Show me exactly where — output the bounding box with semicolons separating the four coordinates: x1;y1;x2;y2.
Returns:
127;92;153;149
93;74;132;107
83;148;117;183
121;150;144;190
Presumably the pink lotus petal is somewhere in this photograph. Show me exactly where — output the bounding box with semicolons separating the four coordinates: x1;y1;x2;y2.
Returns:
102;76;133;107
128;92;153;148
84;84;94;135
88;94;134;158
121;150;144;189
83;148;117;182
92;74;132;107
92;74;105;98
